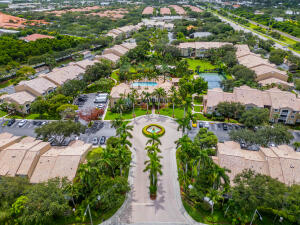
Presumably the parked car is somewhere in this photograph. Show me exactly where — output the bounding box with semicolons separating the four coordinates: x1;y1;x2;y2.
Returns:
7;118;16;127
33;121;42;126
100;136;106;145
94;97;107;103
222;123;228;131
204;122;210;128
41;121;48;126
192;122;197;128
97;93;108;98
18;120;27;127
96;104;106;109
199;122;204;128
92;137;98;145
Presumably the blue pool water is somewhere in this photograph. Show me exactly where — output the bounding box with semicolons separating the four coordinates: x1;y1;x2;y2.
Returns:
132;82;158;87
199;73;224;89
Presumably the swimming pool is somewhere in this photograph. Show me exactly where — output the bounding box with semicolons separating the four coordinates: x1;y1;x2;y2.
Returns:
132;82;158;87
199;73;224;89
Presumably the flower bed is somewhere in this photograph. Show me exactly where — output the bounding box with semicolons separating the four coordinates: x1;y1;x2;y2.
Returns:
142;124;165;137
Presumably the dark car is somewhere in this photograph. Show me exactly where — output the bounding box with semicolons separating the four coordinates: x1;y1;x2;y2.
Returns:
33;121;42;126
100;136;106;145
199;122;204;128
222;123;228;131
7;118;16;127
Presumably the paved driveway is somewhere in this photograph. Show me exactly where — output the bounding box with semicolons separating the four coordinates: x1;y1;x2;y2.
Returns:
120;115;191;224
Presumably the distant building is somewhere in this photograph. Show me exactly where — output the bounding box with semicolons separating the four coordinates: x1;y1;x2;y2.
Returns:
177;42;232;57
142;6;154;15
160;7;171;15
20;33;54;42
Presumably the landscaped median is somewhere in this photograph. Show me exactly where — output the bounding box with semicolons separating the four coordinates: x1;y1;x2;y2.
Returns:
142;124;165;137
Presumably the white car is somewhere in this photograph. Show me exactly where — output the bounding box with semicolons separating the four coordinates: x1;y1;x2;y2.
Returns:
18;120;27;127
204;122;210;129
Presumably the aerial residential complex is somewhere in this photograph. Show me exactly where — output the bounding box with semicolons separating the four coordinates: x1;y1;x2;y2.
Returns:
0;2;299;224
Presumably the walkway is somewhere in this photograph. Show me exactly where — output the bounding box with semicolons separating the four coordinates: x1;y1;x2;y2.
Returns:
99;115;204;225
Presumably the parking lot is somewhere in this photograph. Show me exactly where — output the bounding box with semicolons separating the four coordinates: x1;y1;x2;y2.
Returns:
74;93;108;114
0;118;116;146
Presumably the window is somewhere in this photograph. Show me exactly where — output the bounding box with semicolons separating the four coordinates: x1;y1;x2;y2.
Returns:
282;109;289;113
291;116;294;118
274;109;279;112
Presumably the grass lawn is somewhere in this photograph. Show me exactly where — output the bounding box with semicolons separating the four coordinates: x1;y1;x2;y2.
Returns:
111;69;120;82
193;106;203;112
184;58;216;74
25;113;59;120
105;108;148;120
156;107;184;118
0;110;7;117
183;200;231;224
194;113;209;121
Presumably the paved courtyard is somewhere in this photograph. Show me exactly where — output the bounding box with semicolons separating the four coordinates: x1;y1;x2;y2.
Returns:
119;115;193;225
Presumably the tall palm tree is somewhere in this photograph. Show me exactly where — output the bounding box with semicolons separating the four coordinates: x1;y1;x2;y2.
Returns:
143;151;163;196
169;86;178;118
111;115;124;129
142;91;151;114
176;116;191;136
145;142;161;155
116;122;133;138
175;135;193;173
153;87;166;114
182;94;192;117
128;88;139;117
146;133;162;146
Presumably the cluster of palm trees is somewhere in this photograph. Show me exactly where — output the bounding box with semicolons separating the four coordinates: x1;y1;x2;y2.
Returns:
143;134;163;199
175;129;230;215
71;115;133;216
113;84;194;118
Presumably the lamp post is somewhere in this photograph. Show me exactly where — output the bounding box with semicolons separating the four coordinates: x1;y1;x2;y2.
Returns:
84;204;93;225
250;209;263;225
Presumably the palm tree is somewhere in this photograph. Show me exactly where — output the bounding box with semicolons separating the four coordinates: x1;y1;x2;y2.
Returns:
206;188;223;215
175;135;193;173
143;151;163;197
116;122;133;138
128;88;139;117
111;115;124;129
153;87;166;114
169;86;178;118
142;91;151;114
146;133;162;146
115;95;125;116
145;142;161;155
182;94;192;117
176;116;191;136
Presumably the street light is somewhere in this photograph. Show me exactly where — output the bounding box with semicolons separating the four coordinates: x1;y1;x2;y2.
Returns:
250;209;263;225
84;204;93;225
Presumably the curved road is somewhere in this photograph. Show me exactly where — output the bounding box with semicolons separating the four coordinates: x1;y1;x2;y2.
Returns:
120;115;194;225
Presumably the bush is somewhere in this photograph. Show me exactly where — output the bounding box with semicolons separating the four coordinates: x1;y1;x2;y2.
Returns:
142;124;165;137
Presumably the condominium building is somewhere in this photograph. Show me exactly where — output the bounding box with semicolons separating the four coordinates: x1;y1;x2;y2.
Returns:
142;6;154;15
203;85;300;124
15;77;57;97
214;141;300;185
40;64;85;86
0;91;36;113
178;42;232;57
235;44;290;88
160;7;171;15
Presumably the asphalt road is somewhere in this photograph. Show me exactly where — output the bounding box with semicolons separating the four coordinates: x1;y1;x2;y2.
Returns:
214;12;300;57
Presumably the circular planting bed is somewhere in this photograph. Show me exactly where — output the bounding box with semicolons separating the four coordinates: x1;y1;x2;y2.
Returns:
142;124;165;137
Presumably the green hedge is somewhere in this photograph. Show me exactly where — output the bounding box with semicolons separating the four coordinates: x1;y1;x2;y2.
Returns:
142;124;165;137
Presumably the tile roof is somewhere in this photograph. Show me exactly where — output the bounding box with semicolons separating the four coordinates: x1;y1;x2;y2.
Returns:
183;5;203;12
1;91;35;105
178;42;232;49
169;5;186;15
258;78;294;87
99;53;120;64
40;64;84;86
72;59;98;69
142;6;154;15
20;34;54;42
160;7;171;15
0;133;22;150
216;141;300;185
205;85;300;111
238;53;275;69
30;141;91;183
17;77;57;96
